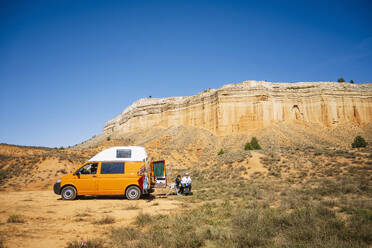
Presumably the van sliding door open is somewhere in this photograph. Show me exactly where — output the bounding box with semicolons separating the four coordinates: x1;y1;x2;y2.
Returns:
151;160;166;188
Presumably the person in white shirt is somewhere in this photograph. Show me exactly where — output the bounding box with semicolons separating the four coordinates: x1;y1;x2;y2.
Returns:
180;172;192;194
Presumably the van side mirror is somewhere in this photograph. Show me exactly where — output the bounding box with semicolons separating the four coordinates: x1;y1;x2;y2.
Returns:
73;171;80;176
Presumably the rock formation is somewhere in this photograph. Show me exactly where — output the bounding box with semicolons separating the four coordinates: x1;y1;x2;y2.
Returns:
102;81;372;136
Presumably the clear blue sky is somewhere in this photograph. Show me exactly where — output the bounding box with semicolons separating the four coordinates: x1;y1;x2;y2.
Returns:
0;0;371;147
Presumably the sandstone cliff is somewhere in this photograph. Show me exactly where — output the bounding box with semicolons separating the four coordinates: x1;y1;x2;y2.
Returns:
102;81;372;136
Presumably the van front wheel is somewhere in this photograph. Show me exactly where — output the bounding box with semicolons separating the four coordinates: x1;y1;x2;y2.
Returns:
61;186;77;200
126;186;141;200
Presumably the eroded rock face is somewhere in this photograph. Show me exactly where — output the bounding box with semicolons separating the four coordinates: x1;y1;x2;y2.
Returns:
103;81;372;136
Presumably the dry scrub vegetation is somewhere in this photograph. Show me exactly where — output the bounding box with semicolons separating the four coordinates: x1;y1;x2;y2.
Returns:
0;144;97;190
1;126;371;247
61;146;372;248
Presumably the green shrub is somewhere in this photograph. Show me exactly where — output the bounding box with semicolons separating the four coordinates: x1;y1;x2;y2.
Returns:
106;136;111;141
250;137;261;150
245;137;261;150
244;142;254;150
218;149;224;155
350;80;354;84
337;78;345;82
352;136;367;148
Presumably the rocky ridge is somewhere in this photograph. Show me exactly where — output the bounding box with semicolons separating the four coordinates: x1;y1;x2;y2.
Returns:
102;81;372;136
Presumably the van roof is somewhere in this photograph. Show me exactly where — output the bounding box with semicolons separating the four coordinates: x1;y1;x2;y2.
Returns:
88;146;148;162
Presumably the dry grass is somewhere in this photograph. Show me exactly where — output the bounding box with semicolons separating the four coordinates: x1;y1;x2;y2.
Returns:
7;214;25;223
92;216;115;225
1;141;371;247
65;238;105;248
124;204;140;210
134;212;153;227
0;234;4;248
100;146;372;248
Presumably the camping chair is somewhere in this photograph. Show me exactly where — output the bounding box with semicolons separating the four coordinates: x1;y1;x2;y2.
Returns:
181;183;192;195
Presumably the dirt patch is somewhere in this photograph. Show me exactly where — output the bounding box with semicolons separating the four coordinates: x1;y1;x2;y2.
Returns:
0;190;180;248
244;151;267;178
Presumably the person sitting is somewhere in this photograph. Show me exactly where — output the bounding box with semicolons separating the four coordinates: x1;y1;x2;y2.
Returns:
166;175;182;196
180;172;192;195
175;175;181;191
90;164;98;174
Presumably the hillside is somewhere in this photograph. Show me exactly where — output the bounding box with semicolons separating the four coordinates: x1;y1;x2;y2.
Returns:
0;81;371;248
1;136;371;247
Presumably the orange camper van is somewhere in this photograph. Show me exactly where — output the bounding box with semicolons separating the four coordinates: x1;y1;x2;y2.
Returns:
53;146;167;200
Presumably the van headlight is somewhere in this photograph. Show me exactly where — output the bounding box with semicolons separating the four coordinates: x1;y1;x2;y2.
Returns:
57;179;61;183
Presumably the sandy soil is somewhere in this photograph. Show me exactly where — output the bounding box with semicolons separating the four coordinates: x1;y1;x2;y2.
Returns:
245;151;267;177
0;190;180;248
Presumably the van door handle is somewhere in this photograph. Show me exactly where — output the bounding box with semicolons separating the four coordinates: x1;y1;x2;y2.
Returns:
92;176;97;178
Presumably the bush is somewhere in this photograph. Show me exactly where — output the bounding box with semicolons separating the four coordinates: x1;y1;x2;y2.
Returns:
250;137;261;150
352;136;367;148
106;136;111;141
7;214;25;223
337;78;345;82
245;142;254;150
245;137;261;150
350;80;354;84
218;149;224;155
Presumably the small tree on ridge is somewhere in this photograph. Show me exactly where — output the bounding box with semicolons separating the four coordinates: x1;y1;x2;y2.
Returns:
244;137;261;150
352;136;367;148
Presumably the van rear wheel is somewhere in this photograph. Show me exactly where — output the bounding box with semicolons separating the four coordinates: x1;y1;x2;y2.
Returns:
61;186;77;200
126;186;141;200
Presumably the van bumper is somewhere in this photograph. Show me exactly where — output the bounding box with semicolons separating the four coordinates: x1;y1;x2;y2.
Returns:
53;183;61;195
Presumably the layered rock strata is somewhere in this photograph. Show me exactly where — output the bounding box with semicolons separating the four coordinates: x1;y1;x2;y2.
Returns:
103;81;372;136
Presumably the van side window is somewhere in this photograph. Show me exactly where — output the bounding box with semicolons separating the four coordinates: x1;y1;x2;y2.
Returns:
116;149;131;158
101;162;125;174
79;163;98;175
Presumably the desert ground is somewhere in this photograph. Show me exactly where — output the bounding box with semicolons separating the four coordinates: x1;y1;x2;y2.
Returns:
0;190;179;248
0;125;371;247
